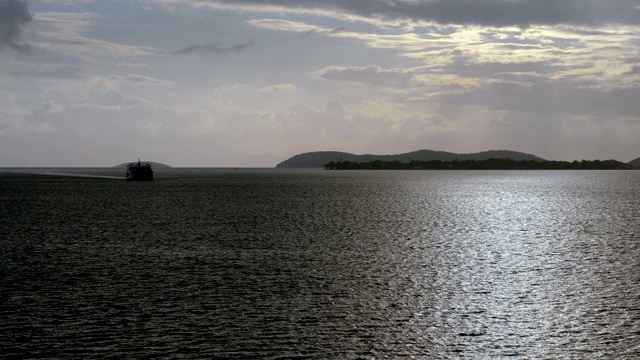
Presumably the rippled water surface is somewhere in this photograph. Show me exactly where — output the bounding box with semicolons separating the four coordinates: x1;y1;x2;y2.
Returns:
2;169;639;358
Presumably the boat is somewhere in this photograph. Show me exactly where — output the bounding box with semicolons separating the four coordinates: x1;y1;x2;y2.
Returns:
126;159;153;181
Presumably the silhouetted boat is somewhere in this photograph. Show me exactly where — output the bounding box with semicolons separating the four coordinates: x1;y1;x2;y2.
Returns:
126;159;153;181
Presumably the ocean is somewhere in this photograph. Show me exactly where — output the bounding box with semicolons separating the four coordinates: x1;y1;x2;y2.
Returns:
1;169;639;358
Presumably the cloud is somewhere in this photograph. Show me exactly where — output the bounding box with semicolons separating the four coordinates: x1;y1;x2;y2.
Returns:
433;81;640;119
10;65;84;79
188;0;640;28
626;65;640;75
174;40;254;57
260;83;296;93
315;65;414;86
32;12;161;58
0;0;33;52
247;19;343;36
108;74;175;87
247;19;325;33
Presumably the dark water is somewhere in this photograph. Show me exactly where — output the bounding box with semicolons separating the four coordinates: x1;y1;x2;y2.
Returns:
2;169;639;358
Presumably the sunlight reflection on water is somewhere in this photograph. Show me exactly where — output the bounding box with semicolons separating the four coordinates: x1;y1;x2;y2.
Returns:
395;171;640;357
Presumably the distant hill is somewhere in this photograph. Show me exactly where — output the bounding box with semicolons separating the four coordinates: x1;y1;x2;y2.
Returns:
275;150;546;168
629;156;640;168
113;161;172;168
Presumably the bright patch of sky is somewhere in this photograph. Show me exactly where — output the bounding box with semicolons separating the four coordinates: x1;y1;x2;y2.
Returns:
1;0;639;166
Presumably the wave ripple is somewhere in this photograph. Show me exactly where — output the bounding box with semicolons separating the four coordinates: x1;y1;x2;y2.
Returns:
2;170;639;358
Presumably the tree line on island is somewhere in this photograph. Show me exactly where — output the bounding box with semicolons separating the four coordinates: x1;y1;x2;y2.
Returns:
324;158;636;170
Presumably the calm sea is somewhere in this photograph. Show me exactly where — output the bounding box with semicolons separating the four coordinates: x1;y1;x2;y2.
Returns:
1;169;639;358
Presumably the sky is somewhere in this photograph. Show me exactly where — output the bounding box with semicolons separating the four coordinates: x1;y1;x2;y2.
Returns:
1;0;640;167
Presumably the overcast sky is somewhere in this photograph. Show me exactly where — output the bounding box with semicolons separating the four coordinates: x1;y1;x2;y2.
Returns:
1;0;640;166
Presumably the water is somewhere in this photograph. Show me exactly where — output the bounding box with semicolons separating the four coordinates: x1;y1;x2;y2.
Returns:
1;169;639;358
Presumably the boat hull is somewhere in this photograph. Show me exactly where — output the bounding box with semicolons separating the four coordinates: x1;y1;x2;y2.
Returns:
126;171;153;181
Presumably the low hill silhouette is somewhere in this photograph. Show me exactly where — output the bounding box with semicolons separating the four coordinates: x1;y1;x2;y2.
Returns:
629;156;640;168
113;161;172;168
276;150;546;168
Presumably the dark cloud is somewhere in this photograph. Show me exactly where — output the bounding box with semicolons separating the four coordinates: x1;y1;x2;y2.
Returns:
174;40;254;57
206;0;640;28
0;0;32;52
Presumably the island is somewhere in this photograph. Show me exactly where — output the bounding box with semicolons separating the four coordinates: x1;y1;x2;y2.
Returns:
275;149;639;170
276;149;545;168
